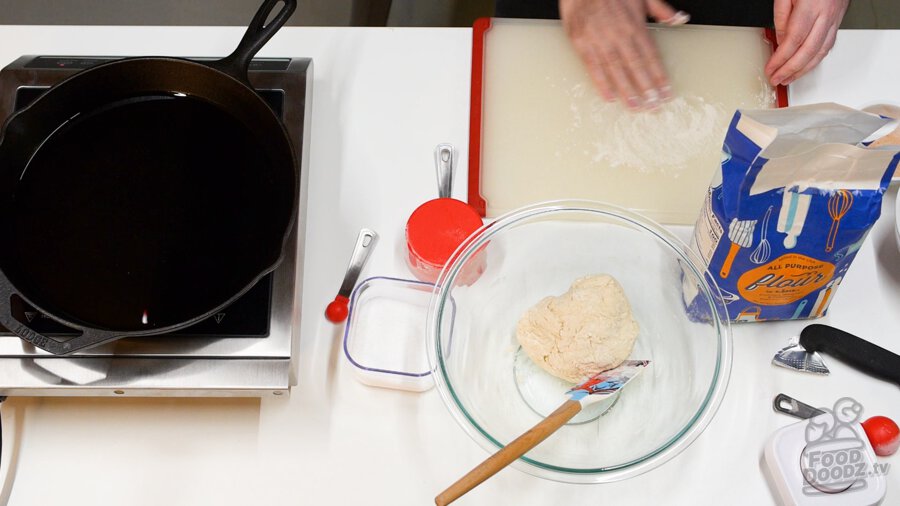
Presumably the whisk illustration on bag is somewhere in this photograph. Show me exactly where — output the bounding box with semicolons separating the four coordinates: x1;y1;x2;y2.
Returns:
750;206;773;264
826;190;853;252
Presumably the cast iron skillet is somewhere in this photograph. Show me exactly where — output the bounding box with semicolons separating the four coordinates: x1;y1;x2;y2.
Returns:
0;0;299;355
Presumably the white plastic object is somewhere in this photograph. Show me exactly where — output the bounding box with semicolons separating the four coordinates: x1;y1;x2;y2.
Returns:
343;276;450;392
763;414;886;506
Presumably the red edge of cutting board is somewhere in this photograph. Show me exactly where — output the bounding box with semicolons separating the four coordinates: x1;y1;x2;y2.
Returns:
764;27;791;108
467;21;790;218
468;17;491;217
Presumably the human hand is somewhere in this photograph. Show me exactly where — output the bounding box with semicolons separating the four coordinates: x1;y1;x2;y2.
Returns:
765;0;849;86
559;0;689;111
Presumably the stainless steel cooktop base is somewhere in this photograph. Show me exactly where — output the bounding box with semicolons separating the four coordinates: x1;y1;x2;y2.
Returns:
0;358;291;397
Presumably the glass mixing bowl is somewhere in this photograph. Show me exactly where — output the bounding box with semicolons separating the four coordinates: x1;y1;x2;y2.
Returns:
427;200;732;483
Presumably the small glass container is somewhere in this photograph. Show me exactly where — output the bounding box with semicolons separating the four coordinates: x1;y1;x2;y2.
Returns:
343;276;454;392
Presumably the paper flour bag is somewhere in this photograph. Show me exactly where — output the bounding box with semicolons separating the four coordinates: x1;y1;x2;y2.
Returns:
686;103;900;322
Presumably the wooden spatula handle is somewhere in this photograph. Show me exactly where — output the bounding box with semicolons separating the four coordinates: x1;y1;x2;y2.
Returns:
434;399;582;506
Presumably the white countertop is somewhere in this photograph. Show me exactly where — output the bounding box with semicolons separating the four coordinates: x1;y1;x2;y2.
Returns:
0;25;898;506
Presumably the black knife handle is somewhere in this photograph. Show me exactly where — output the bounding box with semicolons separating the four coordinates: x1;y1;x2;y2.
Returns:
800;324;900;387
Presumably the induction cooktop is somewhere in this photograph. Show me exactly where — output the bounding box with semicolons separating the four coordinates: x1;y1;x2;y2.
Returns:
0;55;313;397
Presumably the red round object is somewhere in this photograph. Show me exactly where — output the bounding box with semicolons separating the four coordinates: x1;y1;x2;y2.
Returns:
325;295;350;323
862;416;900;457
406;198;483;283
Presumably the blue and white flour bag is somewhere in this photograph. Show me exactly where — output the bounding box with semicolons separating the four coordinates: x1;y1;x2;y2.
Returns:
685;103;900;322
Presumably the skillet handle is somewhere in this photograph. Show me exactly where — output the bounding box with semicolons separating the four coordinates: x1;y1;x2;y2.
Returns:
0;273;123;355
209;0;298;84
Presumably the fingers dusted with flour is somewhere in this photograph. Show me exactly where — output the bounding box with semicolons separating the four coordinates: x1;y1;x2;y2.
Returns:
560;0;687;111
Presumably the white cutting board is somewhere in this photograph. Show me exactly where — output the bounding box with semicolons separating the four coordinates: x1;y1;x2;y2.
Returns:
473;19;779;224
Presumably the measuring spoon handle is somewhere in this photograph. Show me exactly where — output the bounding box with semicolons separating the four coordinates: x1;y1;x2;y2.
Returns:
773;393;825;419
435;143;454;199
337;229;378;298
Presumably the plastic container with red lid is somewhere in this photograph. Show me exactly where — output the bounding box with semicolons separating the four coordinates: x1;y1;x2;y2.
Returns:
405;144;485;284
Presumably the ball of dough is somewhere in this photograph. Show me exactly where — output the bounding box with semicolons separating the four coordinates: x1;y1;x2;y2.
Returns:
515;274;639;383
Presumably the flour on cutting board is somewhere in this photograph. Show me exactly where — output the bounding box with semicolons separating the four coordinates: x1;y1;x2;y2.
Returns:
565;85;730;175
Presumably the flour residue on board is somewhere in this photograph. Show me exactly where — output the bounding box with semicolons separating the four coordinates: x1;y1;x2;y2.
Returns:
755;75;778;110
559;83;735;176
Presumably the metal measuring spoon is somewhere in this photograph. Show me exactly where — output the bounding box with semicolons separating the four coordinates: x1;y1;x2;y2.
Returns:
325;229;378;323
